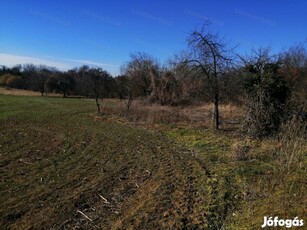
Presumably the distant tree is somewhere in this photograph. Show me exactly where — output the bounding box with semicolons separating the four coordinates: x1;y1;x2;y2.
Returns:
121;52;160;97
22;64;38;90
149;68;182;105
0;65;10;76
115;75;134;112
88;67;112;113
74;65;92;97
10;64;22;76
0;73;24;88
184;24;233;129
164;52;206;104
278;44;307;107
46;71;75;98
21;64;57;94
35;66;54;96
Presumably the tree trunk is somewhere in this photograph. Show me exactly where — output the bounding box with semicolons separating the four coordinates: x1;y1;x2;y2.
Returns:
41;83;44;97
213;95;219;129
95;97;101;113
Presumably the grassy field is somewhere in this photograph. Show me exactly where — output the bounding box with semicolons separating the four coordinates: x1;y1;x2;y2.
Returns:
0;90;306;229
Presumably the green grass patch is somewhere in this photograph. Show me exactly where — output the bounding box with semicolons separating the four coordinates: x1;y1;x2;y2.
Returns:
162;124;306;229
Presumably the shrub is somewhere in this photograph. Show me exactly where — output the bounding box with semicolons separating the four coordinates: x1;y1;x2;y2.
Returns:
6;75;25;88
243;63;291;137
0;74;10;86
0;73;25;88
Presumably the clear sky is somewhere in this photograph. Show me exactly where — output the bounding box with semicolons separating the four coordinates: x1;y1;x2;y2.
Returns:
0;0;306;75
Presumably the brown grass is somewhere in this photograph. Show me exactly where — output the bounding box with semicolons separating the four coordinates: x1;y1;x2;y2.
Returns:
276;117;307;175
101;99;245;130
102;101;189;125
0;87;60;97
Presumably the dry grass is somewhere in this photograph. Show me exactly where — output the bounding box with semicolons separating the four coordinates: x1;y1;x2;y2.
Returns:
101;100;189;125
0;87;60;97
101;99;245;130
276;117;307;175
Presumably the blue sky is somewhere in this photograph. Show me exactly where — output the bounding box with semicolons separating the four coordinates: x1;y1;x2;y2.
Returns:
0;0;306;75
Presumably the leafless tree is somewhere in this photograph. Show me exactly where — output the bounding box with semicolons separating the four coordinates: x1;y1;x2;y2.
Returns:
115;75;134;112
22;64;55;96
88;67;112;113
278;44;307;107
121;52;160;97
37;65;54;96
46;71;75;98
184;24;233;129
149;69;182;105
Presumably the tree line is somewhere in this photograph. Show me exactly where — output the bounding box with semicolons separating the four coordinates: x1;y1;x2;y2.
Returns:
1;25;306;135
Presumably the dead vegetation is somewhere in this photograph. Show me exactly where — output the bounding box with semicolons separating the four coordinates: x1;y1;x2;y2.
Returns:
101;99;244;130
276;116;307;175
0;86;60;97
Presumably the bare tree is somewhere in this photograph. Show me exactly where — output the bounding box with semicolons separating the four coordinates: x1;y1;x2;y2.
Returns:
37;65;54;96
149;69;182;105
74;65;92;97
278;44;307;107
22;64;55;95
88;67;112;113
185;24;232;129
23;64;38;90
46;71;75;98
115;75;134;112
165;51;211;104
121;52;160;97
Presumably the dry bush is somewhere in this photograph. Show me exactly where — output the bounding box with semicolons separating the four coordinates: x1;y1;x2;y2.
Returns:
101;100;245;129
5;75;24;88
0;73;24;88
242;59;292;138
101;100;190;125
0;74;11;86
